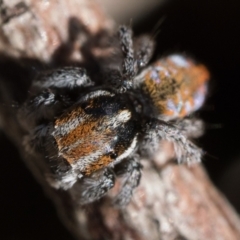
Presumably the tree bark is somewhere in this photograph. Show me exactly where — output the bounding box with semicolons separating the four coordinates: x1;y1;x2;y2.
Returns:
0;1;240;239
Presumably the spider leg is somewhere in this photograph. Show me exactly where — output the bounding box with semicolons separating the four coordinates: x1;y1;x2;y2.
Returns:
32;67;94;91
119;25;135;80
113;155;142;207
18;89;72;130
101;26;135;93
18;67;93;130
21;121;75;188
173;117;205;139
119;26;155;76
141;119;203;164
106;25;135;92
104;26;155;93
70;168;115;205
134;35;155;71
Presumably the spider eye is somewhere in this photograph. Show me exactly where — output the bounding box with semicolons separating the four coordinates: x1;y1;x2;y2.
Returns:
110;152;117;159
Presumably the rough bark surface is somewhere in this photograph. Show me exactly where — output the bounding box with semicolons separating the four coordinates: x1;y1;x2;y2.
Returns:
1;1;240;240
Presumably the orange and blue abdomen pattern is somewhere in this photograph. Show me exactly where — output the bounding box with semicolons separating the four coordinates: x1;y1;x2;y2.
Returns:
140;55;209;120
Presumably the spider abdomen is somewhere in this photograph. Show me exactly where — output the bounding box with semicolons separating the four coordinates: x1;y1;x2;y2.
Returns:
138;54;209;120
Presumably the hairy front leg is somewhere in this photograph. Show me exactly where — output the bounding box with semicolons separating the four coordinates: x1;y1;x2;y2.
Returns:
18;67;94;130
32;67;94;91
70;168;115;205
113;156;142;207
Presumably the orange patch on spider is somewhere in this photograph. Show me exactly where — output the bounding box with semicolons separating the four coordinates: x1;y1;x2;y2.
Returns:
142;55;209;119
83;155;113;175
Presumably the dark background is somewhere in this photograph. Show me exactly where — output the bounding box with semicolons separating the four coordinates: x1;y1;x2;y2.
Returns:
1;0;240;239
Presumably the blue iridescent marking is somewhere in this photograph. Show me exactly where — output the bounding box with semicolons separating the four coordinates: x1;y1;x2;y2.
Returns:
150;69;161;83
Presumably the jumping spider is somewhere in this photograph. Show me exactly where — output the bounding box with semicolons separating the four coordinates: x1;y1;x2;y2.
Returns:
18;26;209;207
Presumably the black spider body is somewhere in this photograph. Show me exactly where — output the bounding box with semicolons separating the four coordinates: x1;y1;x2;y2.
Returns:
18;26;209;206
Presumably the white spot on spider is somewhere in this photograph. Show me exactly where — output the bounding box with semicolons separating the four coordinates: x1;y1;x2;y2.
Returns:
169;55;190;67
116;110;131;123
167;99;178;115
150;69;161;83
185;101;192;113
